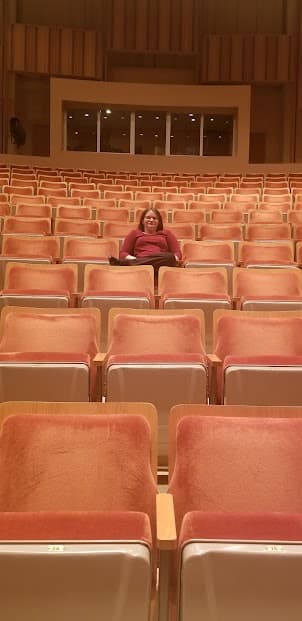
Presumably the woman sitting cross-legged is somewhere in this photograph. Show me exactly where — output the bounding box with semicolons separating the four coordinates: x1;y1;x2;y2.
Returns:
109;208;181;273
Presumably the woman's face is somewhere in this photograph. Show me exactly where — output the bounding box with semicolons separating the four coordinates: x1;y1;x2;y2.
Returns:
143;210;159;234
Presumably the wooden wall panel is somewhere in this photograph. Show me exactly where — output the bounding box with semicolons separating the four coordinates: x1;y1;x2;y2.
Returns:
199;35;295;84
9;23;102;79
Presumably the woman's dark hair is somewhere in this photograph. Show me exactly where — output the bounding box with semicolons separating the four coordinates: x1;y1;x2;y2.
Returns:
138;208;163;231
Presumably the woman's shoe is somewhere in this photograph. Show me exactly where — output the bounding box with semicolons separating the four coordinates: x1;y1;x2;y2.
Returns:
108;256;121;265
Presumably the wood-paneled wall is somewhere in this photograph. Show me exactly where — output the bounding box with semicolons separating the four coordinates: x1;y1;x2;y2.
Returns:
8;23;296;85
9;23;103;78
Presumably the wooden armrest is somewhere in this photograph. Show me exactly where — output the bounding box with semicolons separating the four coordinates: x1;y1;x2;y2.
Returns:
93;352;106;365
207;353;221;366
156;493;177;551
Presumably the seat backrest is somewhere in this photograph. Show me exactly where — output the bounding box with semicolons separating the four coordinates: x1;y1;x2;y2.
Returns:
63;237;119;259
182;240;235;262
1;235;60;260
56;206;93;219
238;241;294;265
213;310;302;359
83;264;154;296
0;413;156;516
3;262;78;294
106;310;206;358
245;223;291;241
0;307;100;356
3;217;51;235
199;224;243;240
233;268;302;298
158;266;229;296
54;218;100;237
169;415;302;533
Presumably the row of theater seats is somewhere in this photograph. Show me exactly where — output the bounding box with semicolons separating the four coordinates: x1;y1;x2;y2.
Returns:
0;305;302;464
3;215;302;244
2;185;302;204
3;261;302;348
5;201;302;224
1;401;302;620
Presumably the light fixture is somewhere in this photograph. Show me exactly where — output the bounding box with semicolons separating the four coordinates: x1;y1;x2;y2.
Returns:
139;133;143;136
105;109;112;114
191;118;196;122
84;113;89;117
103;116;108;119
188;113;194;117
68;115;73;119
74;131;79;135
218;135;222;139
138;115;143;119
155;116;160;120
210;117;214;122
170;135;174;138
154;134;159;138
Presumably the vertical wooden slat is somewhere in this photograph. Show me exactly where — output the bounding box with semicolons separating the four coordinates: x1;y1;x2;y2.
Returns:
36;26;50;74
125;0;136;49
147;0;159;50
60;28;73;75
11;23;26;71
276;35;291;82
207;35;221;82
49;28;60;74
25;25;37;72
72;29;84;76
180;0;194;53
112;0;126;49
83;30;97;78
253;34;267;81
220;35;231;81
158;0;171;51
243;35;255;83
266;35;277;81
230;35;243;81
135;0;148;51
170;0;181;51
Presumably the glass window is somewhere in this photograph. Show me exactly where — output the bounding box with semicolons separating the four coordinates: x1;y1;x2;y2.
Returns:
170;113;201;155
203;114;234;156
66;107;97;152
100;108;130;153
135;111;166;155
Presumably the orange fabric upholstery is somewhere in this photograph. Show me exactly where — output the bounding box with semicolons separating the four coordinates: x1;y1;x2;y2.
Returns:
54;218;100;237
3;217;51;235
1;235;59;261
15;204;52;218
233;268;302;307
199;224;243;241
0;413;156;516
63;237;119;260
238;241;294;266
56;206;93;219
245;223;291;240
2;262;78;297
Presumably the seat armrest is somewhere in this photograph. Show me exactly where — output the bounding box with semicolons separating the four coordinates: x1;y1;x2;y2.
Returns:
156;493;177;551
207;353;222;366
93;352;106;365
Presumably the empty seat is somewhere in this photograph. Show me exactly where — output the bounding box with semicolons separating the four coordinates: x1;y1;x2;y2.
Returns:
238;241;295;267
62;237;120;289
248;209;283;224
168;413;302;621
212;309;302;405
3;216;51;236
0;262;78;308
0;306;100;401
15;204;52;218
56;205;93;219
0;410;157;621
233;267;302;311
54;218;100;237
182;240;235;290
101;309;208;464
80;265;155;350
245;223;291;241
158;266;231;352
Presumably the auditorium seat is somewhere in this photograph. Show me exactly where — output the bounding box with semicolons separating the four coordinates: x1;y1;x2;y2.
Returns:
56;205;93;220
248;209;283;224
2;216;51;236
238;241;295;267
0;262;78;308
100;308;208;465
0;410;157;621
62;237;120;289
0;306;100;401
232;267;302;310
182;240;235;290
212;309;302;405
158;266;231;351
14;204;52;218
54;218;100;238
80;264;155;350
245;223;291;241
167;413;302;621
